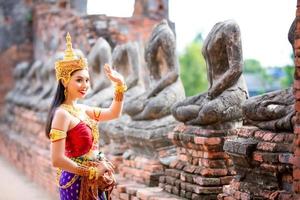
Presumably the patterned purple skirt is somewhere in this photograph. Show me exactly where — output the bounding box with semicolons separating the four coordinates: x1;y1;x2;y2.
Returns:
59;170;107;200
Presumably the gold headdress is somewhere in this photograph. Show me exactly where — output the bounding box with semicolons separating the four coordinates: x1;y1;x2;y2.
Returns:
55;32;88;84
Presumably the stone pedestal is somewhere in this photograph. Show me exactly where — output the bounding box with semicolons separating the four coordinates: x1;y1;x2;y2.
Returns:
219;127;293;200
100;115;131;173
159;124;235;200
119;115;178;186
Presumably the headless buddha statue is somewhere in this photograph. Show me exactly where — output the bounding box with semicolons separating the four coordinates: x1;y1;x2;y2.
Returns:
124;20;185;120
100;41;144;108
172;20;248;129
242;19;296;131
84;38;112;105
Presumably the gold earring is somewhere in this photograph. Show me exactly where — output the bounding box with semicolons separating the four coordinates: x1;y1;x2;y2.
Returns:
64;88;68;98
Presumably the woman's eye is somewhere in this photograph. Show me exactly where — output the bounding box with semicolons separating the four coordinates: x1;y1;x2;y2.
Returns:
76;79;82;82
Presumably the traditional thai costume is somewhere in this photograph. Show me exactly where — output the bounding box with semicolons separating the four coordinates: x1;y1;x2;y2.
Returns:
51;103;113;200
49;33;123;200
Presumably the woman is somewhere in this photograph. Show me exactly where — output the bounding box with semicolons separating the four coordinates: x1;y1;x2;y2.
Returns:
45;33;126;200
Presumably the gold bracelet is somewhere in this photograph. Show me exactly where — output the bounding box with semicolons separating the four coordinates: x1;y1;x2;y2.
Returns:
88;167;96;180
114;83;127;102
115;83;127;93
76;165;89;177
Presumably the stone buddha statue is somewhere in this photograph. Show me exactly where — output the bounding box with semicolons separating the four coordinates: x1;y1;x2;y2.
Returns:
36;52;64;112
124;20;185;120
171;20;248;129
242;19;296;131
99;41;144;148
5;62;30;104
100;41;144;108
84;38;112;106
13;60;43;107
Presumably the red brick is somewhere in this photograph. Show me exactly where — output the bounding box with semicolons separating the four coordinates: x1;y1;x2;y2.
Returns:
144;164;164;173
294;80;300;90
294;157;300;169
294;180;300;192
224;196;235;200
194;136;223;145
168;132;174;140
296;100;300;112
256;142;276;151
202;151;229;159
294;168;300;181
236;128;255;138
196;168;228;177
296;89;300;99
296;126;300;135
271;134;285;143
296;39;300;50
119;193;130;200
295;70;300;80
295;148;300;157
198;158;227;168
252;152;263;162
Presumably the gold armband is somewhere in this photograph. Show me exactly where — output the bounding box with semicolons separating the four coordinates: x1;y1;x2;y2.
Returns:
49;129;66;142
114;83;127;102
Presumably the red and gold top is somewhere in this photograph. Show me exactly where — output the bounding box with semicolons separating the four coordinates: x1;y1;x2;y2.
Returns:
65;121;93;158
49;104;100;159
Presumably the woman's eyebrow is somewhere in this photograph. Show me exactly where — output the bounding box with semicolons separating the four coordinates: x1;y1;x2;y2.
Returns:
75;75;89;79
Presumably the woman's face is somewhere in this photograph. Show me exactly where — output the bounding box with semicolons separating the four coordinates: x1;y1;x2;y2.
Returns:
66;69;90;100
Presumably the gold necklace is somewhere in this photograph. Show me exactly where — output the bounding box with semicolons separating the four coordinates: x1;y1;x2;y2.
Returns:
60;104;99;147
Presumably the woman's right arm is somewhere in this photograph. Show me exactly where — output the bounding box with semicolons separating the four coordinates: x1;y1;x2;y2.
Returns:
50;108;111;177
50;109;87;175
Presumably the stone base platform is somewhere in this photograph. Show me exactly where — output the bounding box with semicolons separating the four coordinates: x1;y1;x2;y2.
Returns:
112;175;184;200
219;126;294;200
160;124;235;200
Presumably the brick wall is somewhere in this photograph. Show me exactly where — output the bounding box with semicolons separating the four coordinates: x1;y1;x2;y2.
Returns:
0;0;170;198
294;0;300;199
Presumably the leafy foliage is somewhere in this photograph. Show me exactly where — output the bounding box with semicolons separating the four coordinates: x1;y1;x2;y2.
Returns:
179;35;208;96
280;65;294;88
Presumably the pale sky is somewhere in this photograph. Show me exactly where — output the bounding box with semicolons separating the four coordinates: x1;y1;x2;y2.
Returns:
88;0;296;67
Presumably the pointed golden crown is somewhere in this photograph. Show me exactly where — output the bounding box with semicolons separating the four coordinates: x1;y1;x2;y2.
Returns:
55;32;88;83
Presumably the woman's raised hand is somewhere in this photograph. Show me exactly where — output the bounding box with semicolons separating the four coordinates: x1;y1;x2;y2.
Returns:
104;63;124;85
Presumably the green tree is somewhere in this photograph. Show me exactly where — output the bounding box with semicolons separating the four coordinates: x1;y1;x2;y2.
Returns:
179;34;208;96
244;59;264;73
280;65;294;87
280;53;295;88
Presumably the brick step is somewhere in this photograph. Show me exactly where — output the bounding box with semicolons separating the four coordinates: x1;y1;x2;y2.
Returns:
112;175;185;200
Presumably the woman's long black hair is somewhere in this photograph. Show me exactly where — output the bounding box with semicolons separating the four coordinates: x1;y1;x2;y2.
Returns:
45;80;65;138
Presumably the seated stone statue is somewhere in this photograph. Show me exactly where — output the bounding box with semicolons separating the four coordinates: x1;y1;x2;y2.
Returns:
36;52;64;111
124;20;185;120
5;61;30;103
242;19;296;131
13;60;43;107
171;20;248;129
99;41;144;146
100;41;144;108
84;38;112;106
87;37;112;96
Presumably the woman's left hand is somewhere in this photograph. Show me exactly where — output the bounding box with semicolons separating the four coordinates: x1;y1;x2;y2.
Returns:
104;63;124;85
